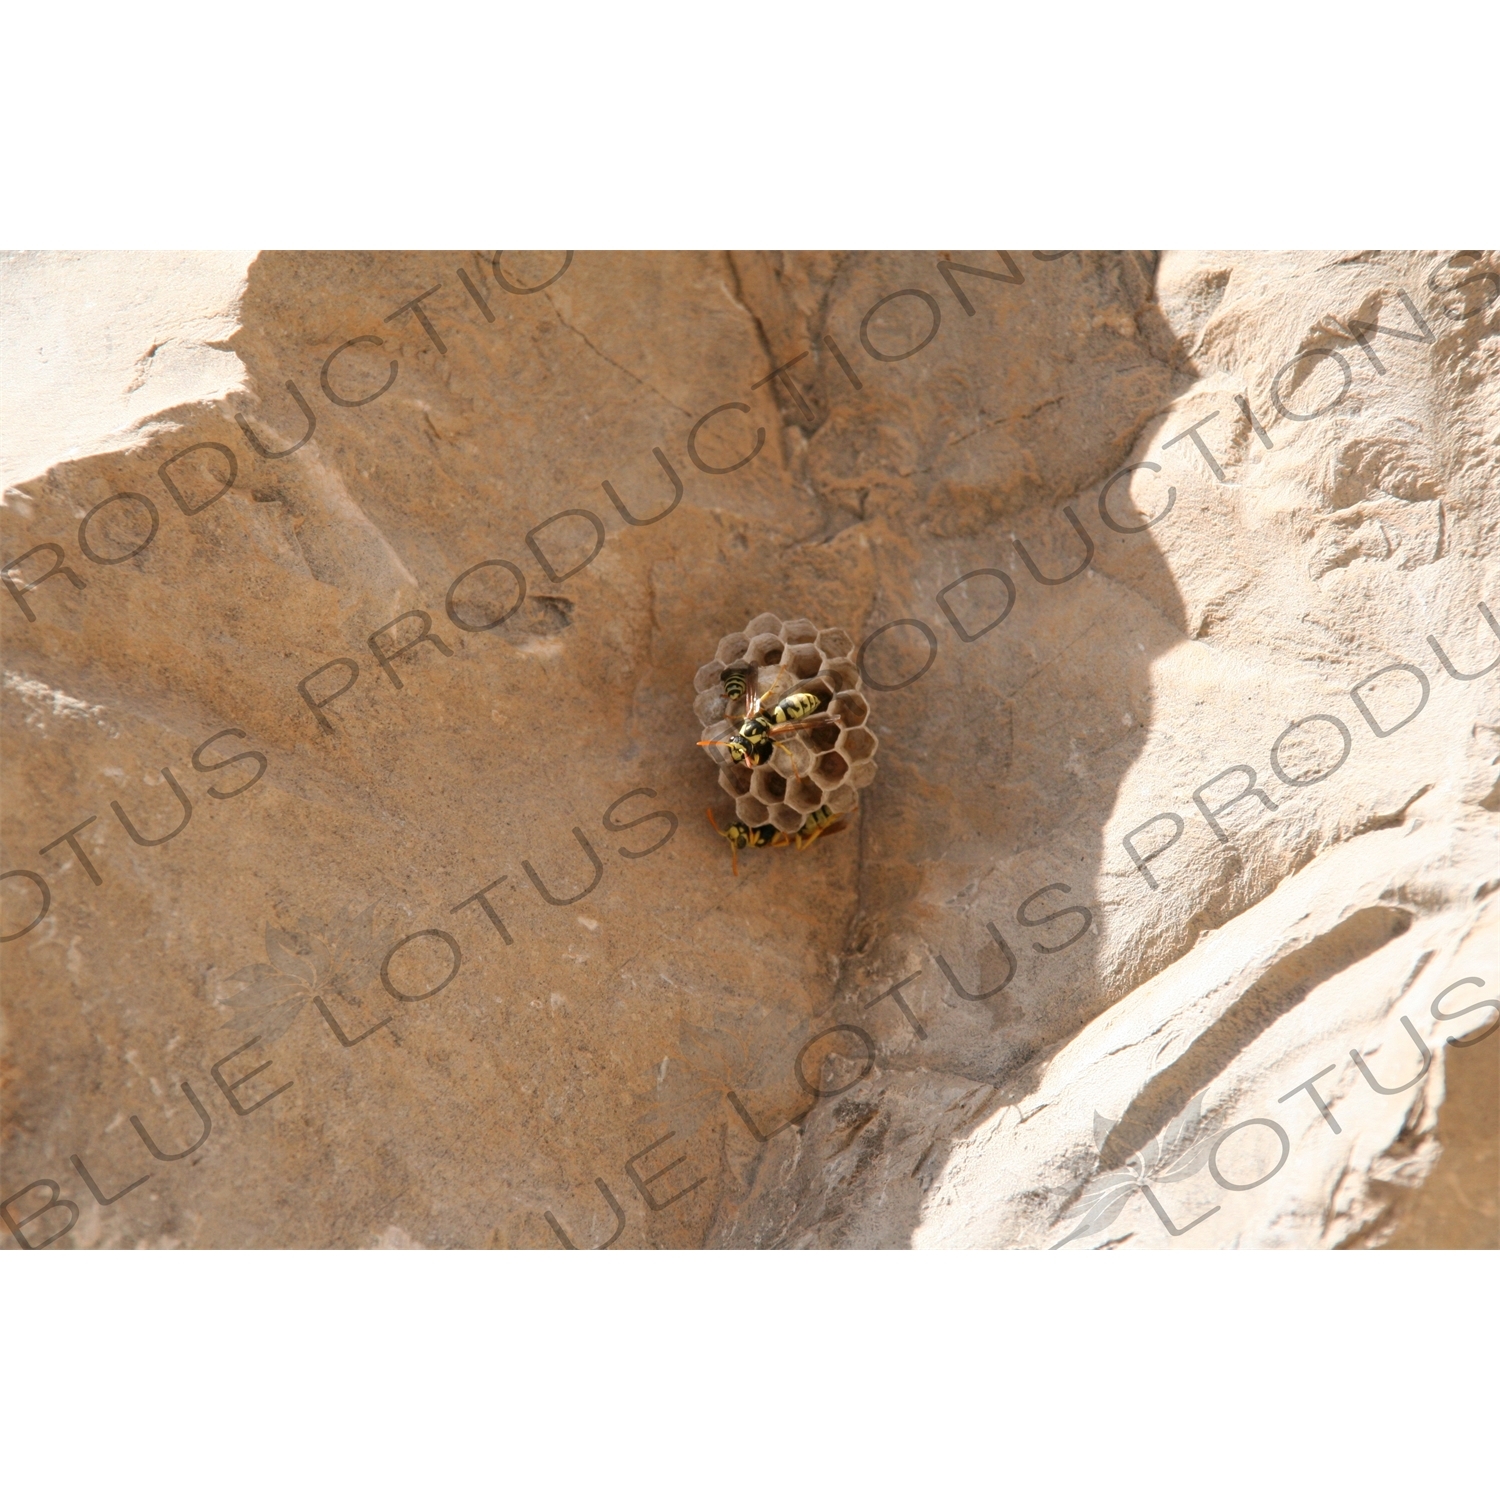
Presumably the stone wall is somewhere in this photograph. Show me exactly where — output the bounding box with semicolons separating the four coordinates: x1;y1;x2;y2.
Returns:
2;250;1494;1250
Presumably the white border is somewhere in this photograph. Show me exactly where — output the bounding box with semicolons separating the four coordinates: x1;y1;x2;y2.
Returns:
5;3;1494;247
2;1252;1494;1494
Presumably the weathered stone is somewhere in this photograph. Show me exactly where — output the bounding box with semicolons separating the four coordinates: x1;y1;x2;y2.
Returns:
2;250;1494;1250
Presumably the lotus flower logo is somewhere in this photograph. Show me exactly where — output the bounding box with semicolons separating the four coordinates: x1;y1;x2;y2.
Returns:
1052;1092;1218;1248
216;905;399;1043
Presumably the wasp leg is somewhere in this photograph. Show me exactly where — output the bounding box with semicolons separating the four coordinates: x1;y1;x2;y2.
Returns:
767;753;821;815
768;734;826;798
704;805;744;876
798;818;849;852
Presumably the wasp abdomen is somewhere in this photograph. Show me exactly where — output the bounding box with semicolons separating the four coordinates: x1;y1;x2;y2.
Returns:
765;691;823;726
801;806;834;835
720;662;751;701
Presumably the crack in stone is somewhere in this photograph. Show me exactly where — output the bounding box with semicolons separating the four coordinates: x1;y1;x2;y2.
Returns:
545;297;692;419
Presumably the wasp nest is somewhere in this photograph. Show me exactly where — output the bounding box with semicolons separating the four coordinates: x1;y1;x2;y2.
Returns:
694;612;878;834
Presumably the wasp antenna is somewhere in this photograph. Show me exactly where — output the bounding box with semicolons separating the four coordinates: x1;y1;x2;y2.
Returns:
705;805;724;836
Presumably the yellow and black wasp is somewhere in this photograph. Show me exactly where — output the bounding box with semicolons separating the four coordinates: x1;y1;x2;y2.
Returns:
704;806;778;877
778;804;846;851
706;802;851;874
719;660;752;704
698;659;833;769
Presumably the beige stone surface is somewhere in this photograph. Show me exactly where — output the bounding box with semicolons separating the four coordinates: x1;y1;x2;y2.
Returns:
0;251;253;493
1;250;1495;1250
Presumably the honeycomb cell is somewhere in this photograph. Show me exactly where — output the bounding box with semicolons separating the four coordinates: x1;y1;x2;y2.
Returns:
786;643;823;679
695;689;726;726
768;802;803;833
831;690;868;726
747;633;784;667
839;726;877;762
751;767;787;803
804;722;840;752
780;618;819;644
816;628;854;657
746;612;782;637
787;778;823;814
813;751;849;787
736;794;770;825
694;661;723;693
826;783;858;815
774;735;816;780
821;658;860;693
799;676;834;705
847;759;877;789
719;763;752;798
716;632;750;664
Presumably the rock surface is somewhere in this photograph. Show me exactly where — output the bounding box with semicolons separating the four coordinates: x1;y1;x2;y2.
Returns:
1;249;1495;1250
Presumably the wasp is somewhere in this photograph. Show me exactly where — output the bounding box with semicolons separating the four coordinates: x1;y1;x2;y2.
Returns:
706;803;851;874
778;804;847;851
720;661;752;705
698;672;831;767
704;806;778;876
